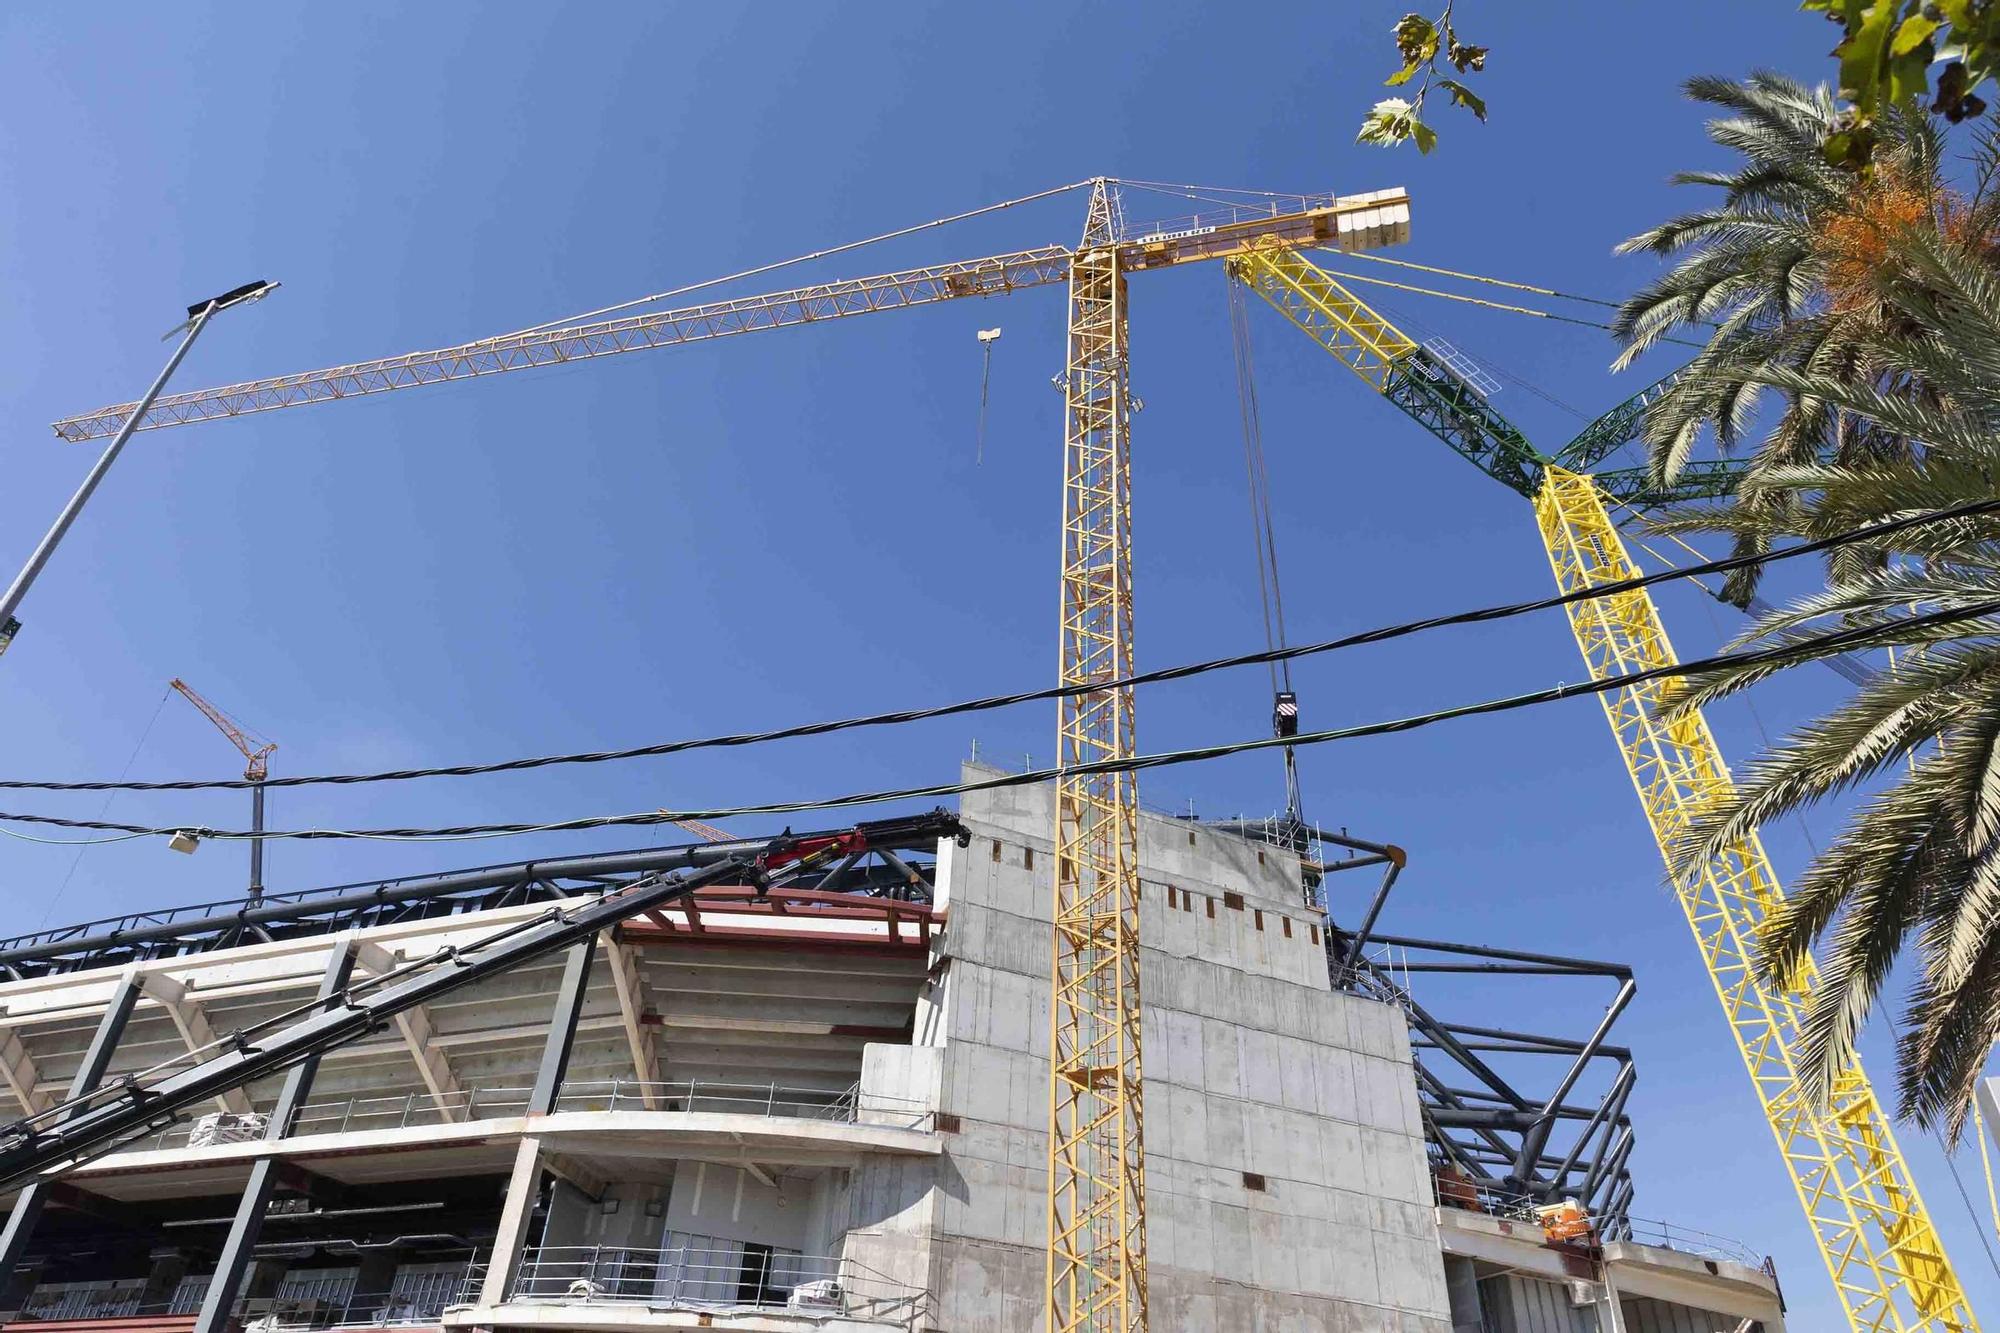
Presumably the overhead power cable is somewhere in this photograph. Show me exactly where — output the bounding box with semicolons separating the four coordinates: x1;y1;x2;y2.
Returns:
7;591;1998;846
3;497;1994;797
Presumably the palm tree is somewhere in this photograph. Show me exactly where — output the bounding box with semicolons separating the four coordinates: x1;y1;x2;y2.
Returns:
1614;72;1950;605
1652;219;2000;1136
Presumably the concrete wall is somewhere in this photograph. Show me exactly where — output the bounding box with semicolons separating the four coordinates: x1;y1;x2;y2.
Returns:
1477;1274;1594;1333
660;1162;814;1253
1621;1295;1764;1333
542;1179;673;1252
842;765;1452;1333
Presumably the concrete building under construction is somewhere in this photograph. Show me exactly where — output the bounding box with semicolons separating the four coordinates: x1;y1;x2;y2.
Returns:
0;768;1786;1332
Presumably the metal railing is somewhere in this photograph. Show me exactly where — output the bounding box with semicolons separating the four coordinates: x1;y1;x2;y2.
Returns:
488;1245;923;1326
124;1080;933;1152
15;1264;481;1329
1618;1215;1763;1269
1434;1173;1763;1269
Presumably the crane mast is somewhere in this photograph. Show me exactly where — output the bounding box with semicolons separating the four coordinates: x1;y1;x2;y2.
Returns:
1049;180;1145;1332
169;678;277;899
1230;246;1975;1333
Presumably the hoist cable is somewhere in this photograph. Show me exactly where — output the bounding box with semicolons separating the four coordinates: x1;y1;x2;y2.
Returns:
1228;274;1301;819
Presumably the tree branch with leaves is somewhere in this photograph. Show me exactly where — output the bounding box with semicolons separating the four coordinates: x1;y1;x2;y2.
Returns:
1358;5;1489;153
1807;0;1999;165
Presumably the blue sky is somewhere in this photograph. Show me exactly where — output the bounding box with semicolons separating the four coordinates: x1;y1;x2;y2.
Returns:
0;4;1988;1325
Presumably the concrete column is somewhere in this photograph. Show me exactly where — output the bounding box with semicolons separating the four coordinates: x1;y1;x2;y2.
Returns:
0;970;142;1315
195;941;356;1333
530;937;596;1115
1442;1255;1483;1333
139;1248;191;1311
479;1136;547;1306
352;1250;401;1313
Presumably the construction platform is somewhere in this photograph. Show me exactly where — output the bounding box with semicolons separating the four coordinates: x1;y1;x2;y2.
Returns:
0;767;1785;1333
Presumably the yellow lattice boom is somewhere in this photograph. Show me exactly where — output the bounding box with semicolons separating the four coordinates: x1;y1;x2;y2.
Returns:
1535;467;1973;1333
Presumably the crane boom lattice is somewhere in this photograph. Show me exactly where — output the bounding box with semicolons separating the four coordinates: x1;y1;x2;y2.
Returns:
1534;468;1971;1333
1229;245;1978;1333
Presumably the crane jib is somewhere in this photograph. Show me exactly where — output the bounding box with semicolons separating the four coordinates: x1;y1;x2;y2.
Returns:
49;190;1410;443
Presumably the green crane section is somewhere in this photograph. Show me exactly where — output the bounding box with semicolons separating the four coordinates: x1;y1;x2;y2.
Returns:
1226;245;1733;509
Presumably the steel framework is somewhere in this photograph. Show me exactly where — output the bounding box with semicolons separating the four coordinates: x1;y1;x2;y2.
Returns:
1047;181;1145;1333
0;835;939;981
0;810;967;1194
1226;823;1643;1233
1232;245;1975;1333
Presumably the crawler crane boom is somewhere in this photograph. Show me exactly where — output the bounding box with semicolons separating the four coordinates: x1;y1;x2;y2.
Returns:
1231;245;1975;1333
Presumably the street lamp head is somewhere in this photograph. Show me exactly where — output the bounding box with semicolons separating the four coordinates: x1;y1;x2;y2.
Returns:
187;279;279;321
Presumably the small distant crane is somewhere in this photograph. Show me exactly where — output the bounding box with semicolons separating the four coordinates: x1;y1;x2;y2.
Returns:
168;678;277;899
672;818;735;844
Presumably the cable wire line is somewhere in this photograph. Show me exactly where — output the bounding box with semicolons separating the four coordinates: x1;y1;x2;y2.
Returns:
1306;257;1708;349
1339;249;1626;310
9;591;1998;846
3;497;1992;798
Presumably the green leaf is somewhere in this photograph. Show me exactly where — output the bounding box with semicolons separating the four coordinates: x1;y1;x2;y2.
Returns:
1892;13;1940;55
1357;98;1419;149
1823;126;1873;166
1835;0;1899;111
1384;61;1420;87
1888;46;1933;102
1439;77;1488;121
1412;118;1439;154
1392;13;1439;68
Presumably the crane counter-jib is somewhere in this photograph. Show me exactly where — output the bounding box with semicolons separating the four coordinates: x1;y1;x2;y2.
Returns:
48;188;1410;443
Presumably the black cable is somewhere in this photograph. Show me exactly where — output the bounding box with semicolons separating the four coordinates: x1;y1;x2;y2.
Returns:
11;592;1999;843
5;496;1994;797
4;498;1995;798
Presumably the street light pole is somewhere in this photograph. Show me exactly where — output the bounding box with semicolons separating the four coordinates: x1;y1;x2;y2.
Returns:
0;280;278;657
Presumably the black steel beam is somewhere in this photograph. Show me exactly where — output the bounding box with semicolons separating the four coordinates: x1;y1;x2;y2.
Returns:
1508;978;1637;1188
1342;931;1632;978
0;828;947;979
194;943;356;1333
1433;1022;1636;1060
0;971;140;1305
529;938;596;1115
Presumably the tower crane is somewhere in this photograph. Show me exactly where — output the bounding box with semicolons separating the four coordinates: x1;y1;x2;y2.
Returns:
1228;245;1975;1333
169;678;277;900
51;181;1414;1333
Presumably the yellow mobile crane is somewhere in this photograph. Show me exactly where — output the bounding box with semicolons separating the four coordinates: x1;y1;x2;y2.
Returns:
48;180;1412;1333
1229;244;1975;1333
